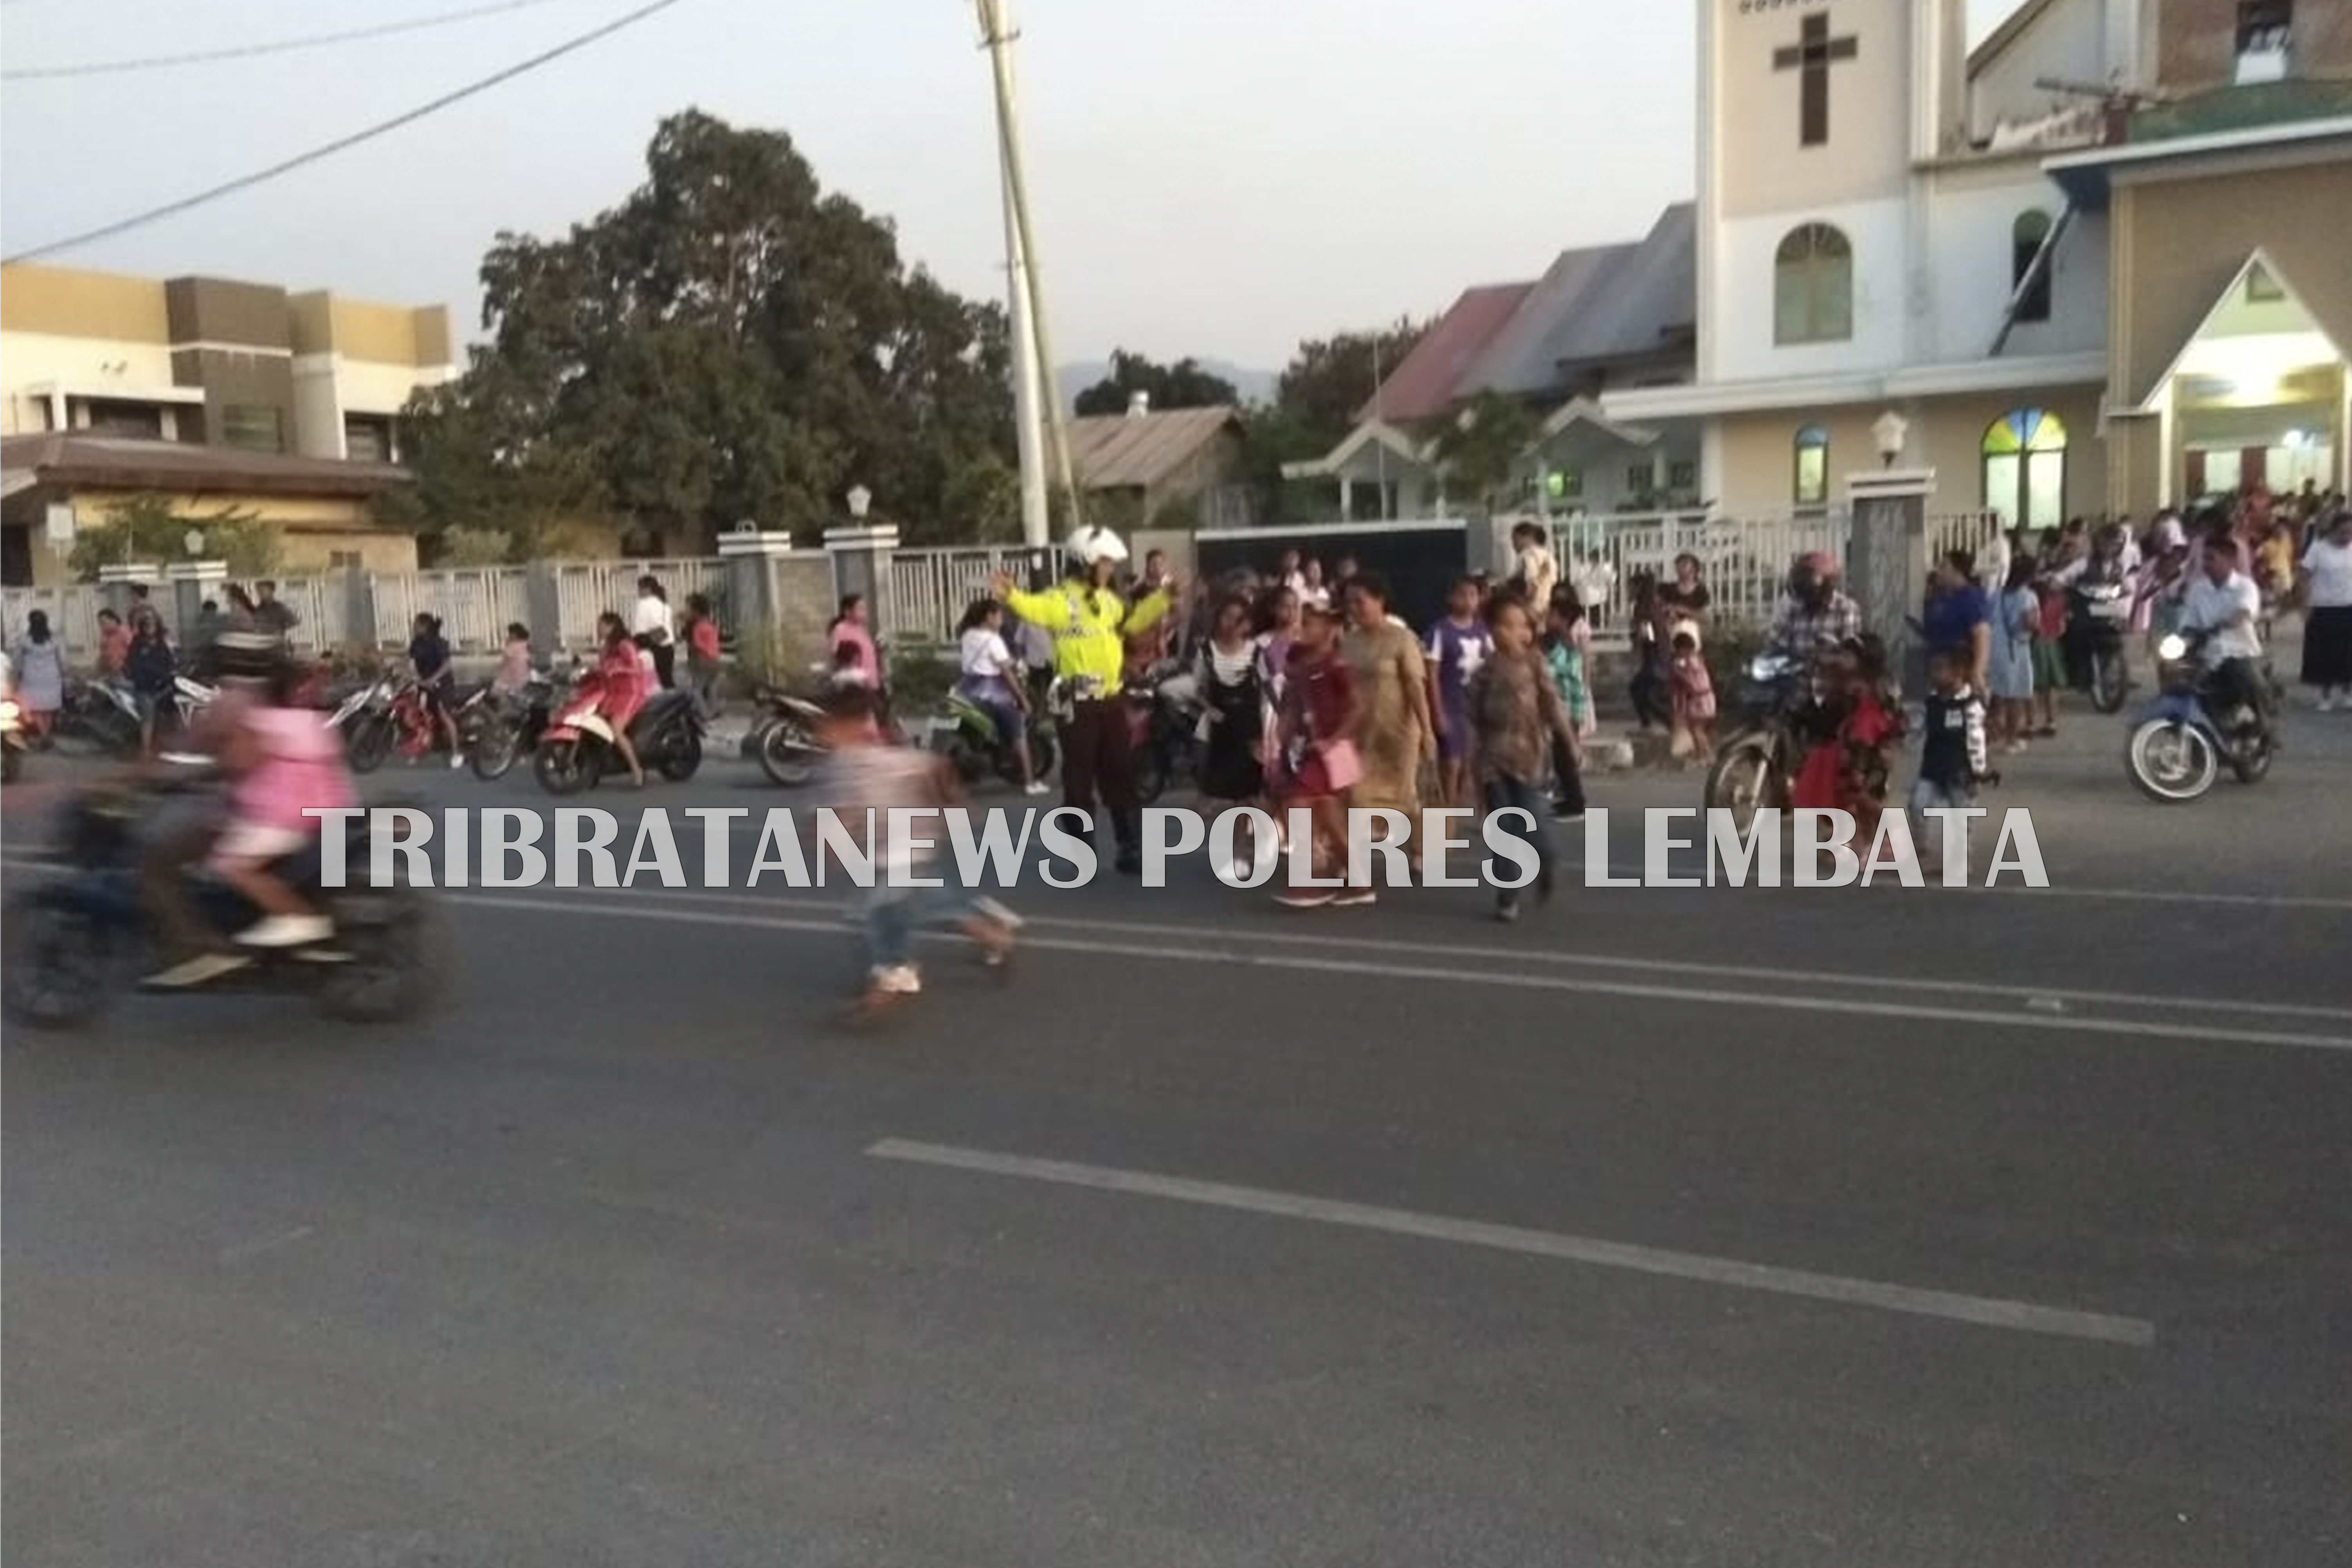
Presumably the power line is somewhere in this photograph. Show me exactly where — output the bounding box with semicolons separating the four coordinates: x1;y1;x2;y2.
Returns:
4;0;690;264
4;0;581;82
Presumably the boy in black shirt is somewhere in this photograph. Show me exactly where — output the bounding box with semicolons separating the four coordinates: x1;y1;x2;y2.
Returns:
1911;648;1992;877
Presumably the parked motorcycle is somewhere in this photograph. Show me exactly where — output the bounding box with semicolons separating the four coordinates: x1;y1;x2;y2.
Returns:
2069;579;2132;713
2;775;445;1029
751;684;831;788
468;675;558;781
533;673;705;795
49;678;145;759
2124;630;2274;804
1702;648;1819;828
325;677;399;771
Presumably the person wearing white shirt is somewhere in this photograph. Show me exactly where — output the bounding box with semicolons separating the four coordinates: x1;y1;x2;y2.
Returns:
956;598;1046;794
2296;510;2352;708
1974;527;2012;597
2180;536;2267;732
630;575;676;689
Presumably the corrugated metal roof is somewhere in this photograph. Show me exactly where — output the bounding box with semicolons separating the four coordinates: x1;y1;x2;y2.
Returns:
1466;203;1697;391
0;433;410;497
1358;282;1536;424
1064;405;1242;490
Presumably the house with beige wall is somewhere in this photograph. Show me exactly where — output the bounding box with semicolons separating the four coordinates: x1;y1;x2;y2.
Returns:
0;262;454;583
1;261;453;461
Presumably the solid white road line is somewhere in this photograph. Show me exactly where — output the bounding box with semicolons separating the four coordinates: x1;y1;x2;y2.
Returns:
571;885;2352;1026
866;1138;2156;1348
439;890;2352;1053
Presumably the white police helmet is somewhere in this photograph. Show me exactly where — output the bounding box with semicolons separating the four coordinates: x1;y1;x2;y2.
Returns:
1065;524;1130;566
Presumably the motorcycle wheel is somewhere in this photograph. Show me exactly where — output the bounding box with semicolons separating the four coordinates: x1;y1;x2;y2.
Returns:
758;719;818;788
2229;734;2274;786
2090;649;2128;714
470;719;522;781
2125;719;2217;804
533;737;596;797
945;733;987;786
0;744;20;784
657;728;703;783
2;893;117;1031
345;714;395;774
1703;732;1782;829
1133;742;1169;807
315;887;448;1024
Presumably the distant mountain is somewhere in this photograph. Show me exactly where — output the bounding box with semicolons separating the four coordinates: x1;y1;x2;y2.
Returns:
1055;359;1277;413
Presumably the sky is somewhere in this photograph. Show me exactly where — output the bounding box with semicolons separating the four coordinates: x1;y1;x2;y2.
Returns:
0;0;2024;372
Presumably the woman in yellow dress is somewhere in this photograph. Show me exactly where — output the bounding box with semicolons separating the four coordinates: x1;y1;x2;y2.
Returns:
1339;573;1434;859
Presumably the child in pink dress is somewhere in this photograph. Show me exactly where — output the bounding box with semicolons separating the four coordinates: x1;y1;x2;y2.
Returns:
1668;630;1717;765
214;661;358;948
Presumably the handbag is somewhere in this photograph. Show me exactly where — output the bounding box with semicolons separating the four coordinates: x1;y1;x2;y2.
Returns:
1319;737;1363;791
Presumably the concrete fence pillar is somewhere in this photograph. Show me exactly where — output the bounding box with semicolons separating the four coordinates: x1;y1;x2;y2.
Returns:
824;524;900;641
1847;468;1936;693
165;560;228;641
341;564;378;653
523;560;562;659
97;563;162;626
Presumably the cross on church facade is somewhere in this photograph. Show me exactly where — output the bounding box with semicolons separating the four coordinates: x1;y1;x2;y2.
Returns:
1773;12;1859;148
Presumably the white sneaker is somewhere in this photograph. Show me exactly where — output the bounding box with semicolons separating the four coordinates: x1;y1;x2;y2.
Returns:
2320;693;2341;713
234;913;336;948
450;752;466;769
1023;781;1051;796
878;964;922;995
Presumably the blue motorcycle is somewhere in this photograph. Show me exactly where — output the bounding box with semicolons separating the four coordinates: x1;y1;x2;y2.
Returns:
2;778;446;1031
2123;630;2274;804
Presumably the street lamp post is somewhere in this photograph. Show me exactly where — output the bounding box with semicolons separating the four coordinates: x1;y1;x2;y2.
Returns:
846;484;872;523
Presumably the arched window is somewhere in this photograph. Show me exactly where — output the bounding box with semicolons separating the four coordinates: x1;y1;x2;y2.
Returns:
1775;224;1853;346
1793;425;1830;506
2012;211;2053;323
1982;408;2069;529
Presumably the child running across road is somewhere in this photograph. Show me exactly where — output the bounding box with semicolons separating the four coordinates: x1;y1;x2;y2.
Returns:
817;686;1018;1016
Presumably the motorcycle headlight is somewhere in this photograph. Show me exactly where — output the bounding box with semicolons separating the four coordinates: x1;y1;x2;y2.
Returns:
1748;655;1789;681
0;699;19;722
2156;635;2187;662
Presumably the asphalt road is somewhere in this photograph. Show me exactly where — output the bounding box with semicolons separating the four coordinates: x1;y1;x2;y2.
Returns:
4;694;2350;1567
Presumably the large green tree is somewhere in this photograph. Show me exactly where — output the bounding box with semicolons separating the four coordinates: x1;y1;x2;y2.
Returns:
1234;318;1429;525
1072;349;1240;417
397;111;1016;554
1272;319;1427;446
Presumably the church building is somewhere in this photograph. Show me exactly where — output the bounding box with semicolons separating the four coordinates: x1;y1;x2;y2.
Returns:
1601;0;2350;530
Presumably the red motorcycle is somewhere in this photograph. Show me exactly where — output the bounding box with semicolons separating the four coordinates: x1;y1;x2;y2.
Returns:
532;670;704;795
332;676;487;773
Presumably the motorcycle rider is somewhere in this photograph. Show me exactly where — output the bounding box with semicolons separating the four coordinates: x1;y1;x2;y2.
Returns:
993;525;1176;874
140;632;354;988
955;597;1046;796
1766;551;1864;659
2054;522;2133;689
2180;532;2269;737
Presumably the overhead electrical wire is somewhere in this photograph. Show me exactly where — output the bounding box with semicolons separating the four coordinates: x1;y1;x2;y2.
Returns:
3;0;690;264
4;0;581;82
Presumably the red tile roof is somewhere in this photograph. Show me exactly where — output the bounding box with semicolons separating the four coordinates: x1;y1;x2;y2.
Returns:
1357;282;1535;425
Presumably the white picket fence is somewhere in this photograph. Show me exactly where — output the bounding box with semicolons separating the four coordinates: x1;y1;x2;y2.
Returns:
1541;509;2007;643
883;544;1063;645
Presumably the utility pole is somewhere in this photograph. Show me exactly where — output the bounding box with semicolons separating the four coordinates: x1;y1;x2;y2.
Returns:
976;0;1077;544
